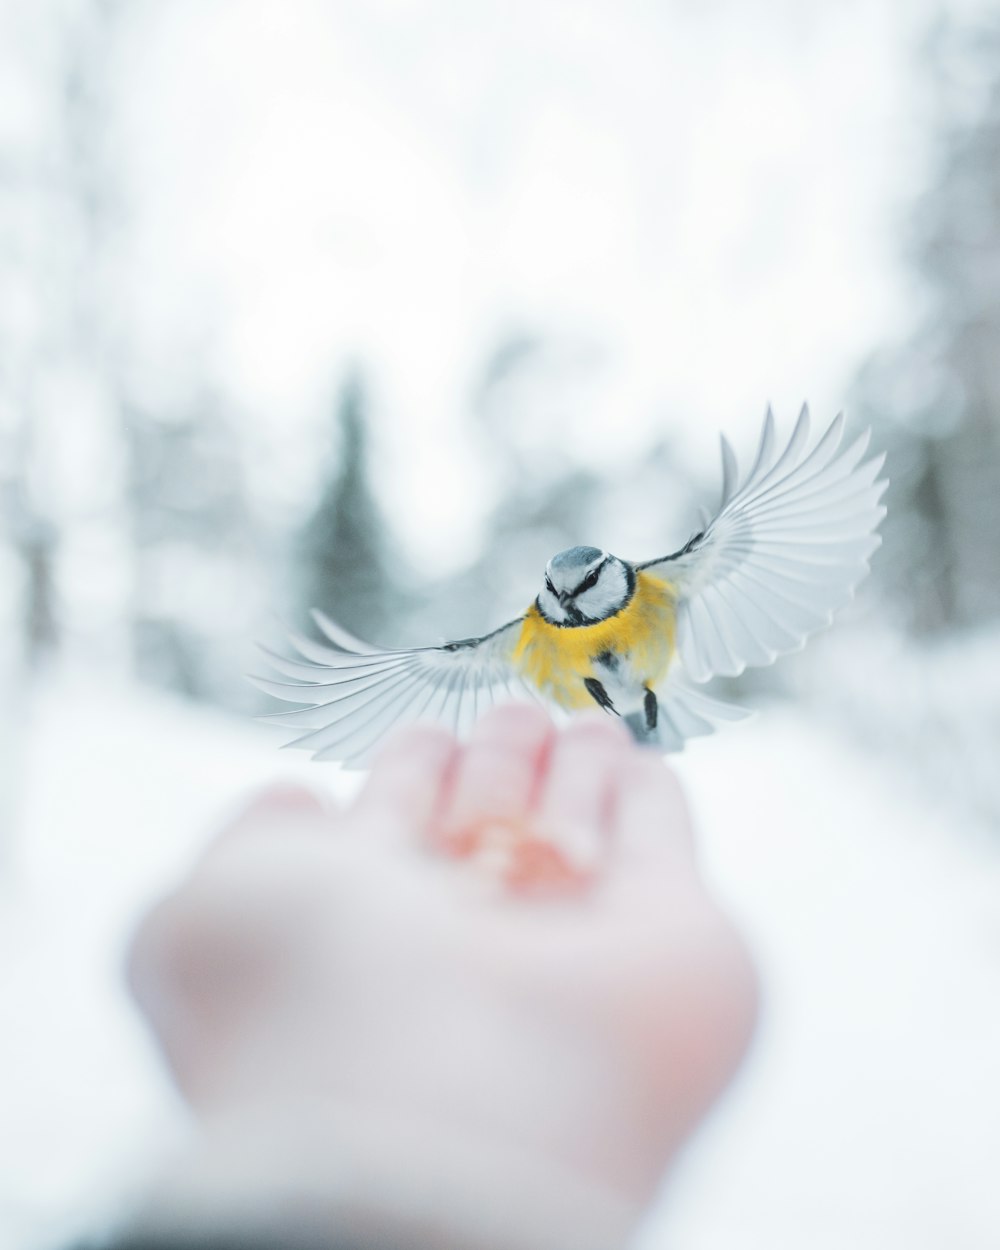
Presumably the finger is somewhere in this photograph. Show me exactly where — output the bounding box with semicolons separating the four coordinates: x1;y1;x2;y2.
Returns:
435;702;555;855
200;785;335;864
610;751;696;872
350;722;458;841
532;716;633;870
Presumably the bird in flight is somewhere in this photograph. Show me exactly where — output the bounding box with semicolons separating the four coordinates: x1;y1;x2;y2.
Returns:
254;407;887;766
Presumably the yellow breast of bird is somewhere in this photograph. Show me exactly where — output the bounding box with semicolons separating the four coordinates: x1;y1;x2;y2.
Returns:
512;571;677;710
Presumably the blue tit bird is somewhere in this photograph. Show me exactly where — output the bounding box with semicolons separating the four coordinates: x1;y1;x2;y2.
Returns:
254;406;887;766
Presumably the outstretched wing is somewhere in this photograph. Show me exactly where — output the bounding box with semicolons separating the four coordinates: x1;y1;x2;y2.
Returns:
638;406;887;683
250;610;535;766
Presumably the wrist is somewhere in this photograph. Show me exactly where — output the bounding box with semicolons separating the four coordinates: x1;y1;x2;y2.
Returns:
138;1102;641;1250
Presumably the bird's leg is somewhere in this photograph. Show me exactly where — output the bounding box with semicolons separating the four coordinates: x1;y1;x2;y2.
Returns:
623;689;660;746
583;677;619;716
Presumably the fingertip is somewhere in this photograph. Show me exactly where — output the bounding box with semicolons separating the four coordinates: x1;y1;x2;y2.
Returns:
243;783;333;820
613;751;695;863
355;721;460;840
474;700;556;741
433;703;554;857
557;713;634;758
200;785;336;865
531;715;635;868
370;721;458;770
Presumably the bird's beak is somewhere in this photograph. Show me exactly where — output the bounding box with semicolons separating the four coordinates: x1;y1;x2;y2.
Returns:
558;591;571;606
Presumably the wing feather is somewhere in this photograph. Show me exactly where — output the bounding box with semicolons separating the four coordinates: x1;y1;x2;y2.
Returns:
310;608;387;654
335;670;454;766
284;669;429;750
255;644;414;685
640;406;887;682
253;615;526;766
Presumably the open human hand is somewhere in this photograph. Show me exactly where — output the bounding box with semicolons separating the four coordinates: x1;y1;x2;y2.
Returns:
128;704;757;1250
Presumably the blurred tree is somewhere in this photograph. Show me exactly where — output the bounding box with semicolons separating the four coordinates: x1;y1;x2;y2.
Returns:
0;431;59;667
120;396;261;706
0;0;130;859
437;333;605;636
852;15;1000;633
296;372;398;643
0;0;135;673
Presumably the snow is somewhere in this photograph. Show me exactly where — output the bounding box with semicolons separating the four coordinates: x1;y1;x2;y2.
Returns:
0;678;336;1250
3;677;999;1249
645;706;1000;1250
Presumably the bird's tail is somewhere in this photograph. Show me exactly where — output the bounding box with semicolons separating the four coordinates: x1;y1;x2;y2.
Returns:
626;677;750;752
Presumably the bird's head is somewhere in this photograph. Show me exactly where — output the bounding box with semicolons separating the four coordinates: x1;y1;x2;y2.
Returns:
537;546;634;625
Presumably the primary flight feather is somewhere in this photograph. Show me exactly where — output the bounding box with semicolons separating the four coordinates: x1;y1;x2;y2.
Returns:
254;406;887;765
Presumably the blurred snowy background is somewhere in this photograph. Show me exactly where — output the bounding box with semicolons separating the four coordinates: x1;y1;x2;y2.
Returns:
2;0;1000;1247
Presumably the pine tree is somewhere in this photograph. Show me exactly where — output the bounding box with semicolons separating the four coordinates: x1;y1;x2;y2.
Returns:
852;17;1000;632
297;372;395;642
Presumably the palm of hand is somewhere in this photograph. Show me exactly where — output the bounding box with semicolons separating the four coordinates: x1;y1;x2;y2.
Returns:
130;704;756;1225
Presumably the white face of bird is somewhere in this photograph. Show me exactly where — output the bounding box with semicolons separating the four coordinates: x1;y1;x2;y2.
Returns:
538;546;633;625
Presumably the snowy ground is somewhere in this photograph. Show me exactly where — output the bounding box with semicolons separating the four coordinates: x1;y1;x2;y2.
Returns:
2;677;999;1250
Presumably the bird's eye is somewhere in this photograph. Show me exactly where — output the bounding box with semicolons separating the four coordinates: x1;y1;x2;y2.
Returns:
578;569;600;594
544;575;556;594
